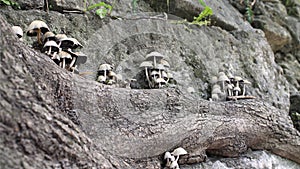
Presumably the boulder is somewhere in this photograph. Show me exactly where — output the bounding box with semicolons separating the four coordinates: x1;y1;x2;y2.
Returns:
252;15;292;52
0;0;300;168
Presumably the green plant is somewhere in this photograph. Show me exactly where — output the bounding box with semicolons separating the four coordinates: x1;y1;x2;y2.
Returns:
244;0;256;23
170;0;213;27
282;0;299;16
191;0;213;26
84;1;112;19
0;0;20;9
245;5;253;23
132;0;138;13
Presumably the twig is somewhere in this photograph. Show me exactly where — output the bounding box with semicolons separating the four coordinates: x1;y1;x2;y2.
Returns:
227;95;256;101
44;0;49;13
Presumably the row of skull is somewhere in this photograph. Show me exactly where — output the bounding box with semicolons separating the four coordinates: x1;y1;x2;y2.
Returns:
164;147;188;169
139;51;176;89
11;20;87;73
96;52;177;88
210;72;252;101
96;64;119;85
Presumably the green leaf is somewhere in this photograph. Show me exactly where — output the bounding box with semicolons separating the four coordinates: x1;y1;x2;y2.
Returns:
132;0;138;13
87;2;112;12
245;7;253;23
1;0;12;5
96;8;107;19
86;2;112;18
194;6;213;22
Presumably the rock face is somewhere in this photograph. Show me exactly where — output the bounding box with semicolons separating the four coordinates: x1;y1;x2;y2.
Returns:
1;0;300;168
230;0;300;94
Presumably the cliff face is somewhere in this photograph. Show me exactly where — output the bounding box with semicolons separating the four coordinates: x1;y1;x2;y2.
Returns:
0;0;300;168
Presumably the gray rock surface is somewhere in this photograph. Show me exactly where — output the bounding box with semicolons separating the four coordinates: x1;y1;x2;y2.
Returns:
1;0;300;168
1;14;300;167
187;150;300;169
252;15;292;52
80;18;290;111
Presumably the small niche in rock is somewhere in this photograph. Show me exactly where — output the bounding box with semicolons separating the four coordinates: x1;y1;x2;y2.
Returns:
24;20;87;73
209;71;255;101
130;51;177;89
96;63;120;86
289;94;300;131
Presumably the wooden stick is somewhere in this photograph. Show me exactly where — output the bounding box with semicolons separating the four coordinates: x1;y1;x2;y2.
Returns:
227;95;256;100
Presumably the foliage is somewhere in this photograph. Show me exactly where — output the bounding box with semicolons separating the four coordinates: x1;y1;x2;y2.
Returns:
84;1;112;19
132;0;138;13
191;6;213;26
173;0;213;27
290;111;300;131
191;0;213;26
245;6;254;23
170;0;213;27
244;0;255;23
282;0;296;7
282;0;299;16
0;0;20;9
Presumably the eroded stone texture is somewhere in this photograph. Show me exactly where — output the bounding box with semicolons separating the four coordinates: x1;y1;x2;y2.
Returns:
80;18;290;112
0;0;300;168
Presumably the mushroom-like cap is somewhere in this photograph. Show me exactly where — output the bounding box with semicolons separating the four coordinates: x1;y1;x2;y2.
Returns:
67;50;88;66
160;59;170;68
145;51;164;61
212;84;221;90
155;78;166;84
27;20;50;36
211;93;219;100
59;37;83;49
227;73;234;79
97;75;106;82
146;51;164;58
212;87;222;94
67;50;85;57
58;51;72;59
171;147;188;157
167;72;174;79
218;71;226;77
55;34;68;41
42;31;56;43
43;40;59;48
164;152;172;159
108;71;117;78
241;79;251;84
210;76;218;84
98;63;113;71
12;26;23;38
218;74;230;83
42;40;60;53
234;76;243;82
139;61;153;69
150;70;160;77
